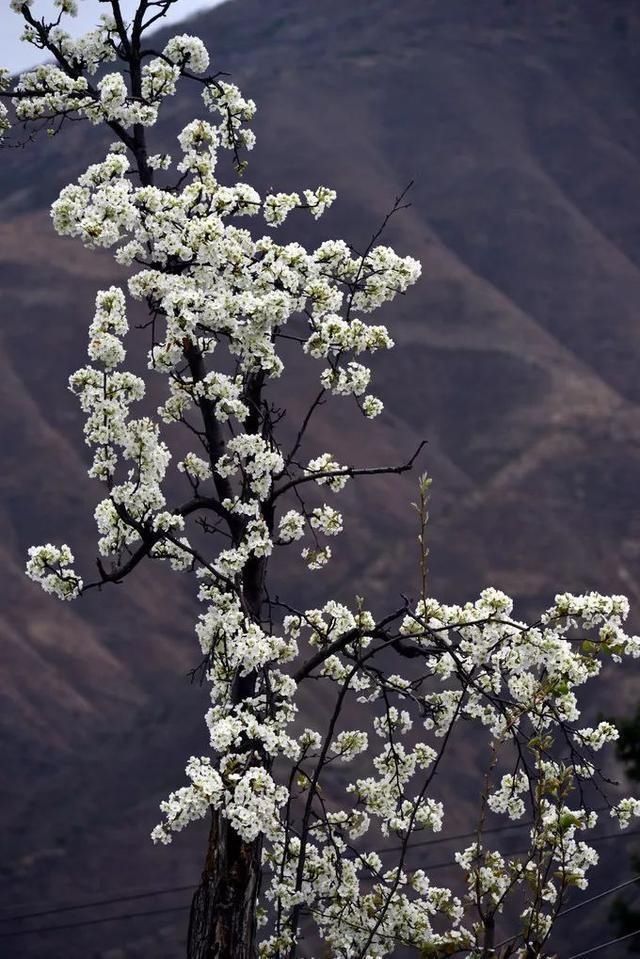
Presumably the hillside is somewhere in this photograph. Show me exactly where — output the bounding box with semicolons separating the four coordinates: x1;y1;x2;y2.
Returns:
2;1;640;955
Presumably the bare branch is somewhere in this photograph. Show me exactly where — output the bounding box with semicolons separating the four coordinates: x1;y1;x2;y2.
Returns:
294;604;408;683
273;440;427;501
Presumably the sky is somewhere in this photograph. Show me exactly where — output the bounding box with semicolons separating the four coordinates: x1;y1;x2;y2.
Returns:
0;0;224;73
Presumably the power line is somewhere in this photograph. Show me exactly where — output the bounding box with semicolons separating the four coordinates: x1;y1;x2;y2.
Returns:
557;874;640;918
494;872;640;952
381;817;531;854
5;870;639;946
381;804;616;854
0;818;573;926
0;878;190;919
1;819;638;932
388;830;640;882
0;904;190;940
0;883;196;925
567;927;640;958
2;864;639;943
381;823;640;856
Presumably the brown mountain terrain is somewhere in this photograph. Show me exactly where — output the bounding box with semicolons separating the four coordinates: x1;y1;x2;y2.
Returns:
2;1;640;955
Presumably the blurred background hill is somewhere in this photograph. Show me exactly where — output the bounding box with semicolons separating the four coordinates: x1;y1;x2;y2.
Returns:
2;0;640;955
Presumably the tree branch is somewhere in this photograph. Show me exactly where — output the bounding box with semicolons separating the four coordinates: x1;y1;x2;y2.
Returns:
273;440;427;501
293;604;408;683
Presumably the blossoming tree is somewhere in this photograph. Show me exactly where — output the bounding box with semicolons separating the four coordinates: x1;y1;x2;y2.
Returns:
3;2;640;957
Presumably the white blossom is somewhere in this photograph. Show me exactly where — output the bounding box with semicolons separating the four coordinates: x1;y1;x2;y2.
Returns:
26;544;82;599
278;510;306;543
612;798;640;829
310;505;343;536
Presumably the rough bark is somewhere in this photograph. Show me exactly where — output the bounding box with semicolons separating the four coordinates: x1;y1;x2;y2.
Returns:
187;811;263;959
187;369;270;959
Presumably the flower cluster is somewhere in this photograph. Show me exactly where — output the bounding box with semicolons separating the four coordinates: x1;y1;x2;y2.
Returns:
26;543;82;599
0;68;10;138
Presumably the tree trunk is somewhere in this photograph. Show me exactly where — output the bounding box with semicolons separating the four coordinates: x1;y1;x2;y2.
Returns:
187;408;268;958
187;811;262;959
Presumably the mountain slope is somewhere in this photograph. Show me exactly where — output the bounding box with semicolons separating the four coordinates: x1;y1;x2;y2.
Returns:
2;2;640;955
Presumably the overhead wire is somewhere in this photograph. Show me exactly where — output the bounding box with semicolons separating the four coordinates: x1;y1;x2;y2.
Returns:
3;864;639;942
557;873;640;918
2;817;640;939
380;825;640;856
0;815;553;925
493;873;640;952
4;867;640;942
0;904;190;940
566;927;640;958
0;883;196;924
